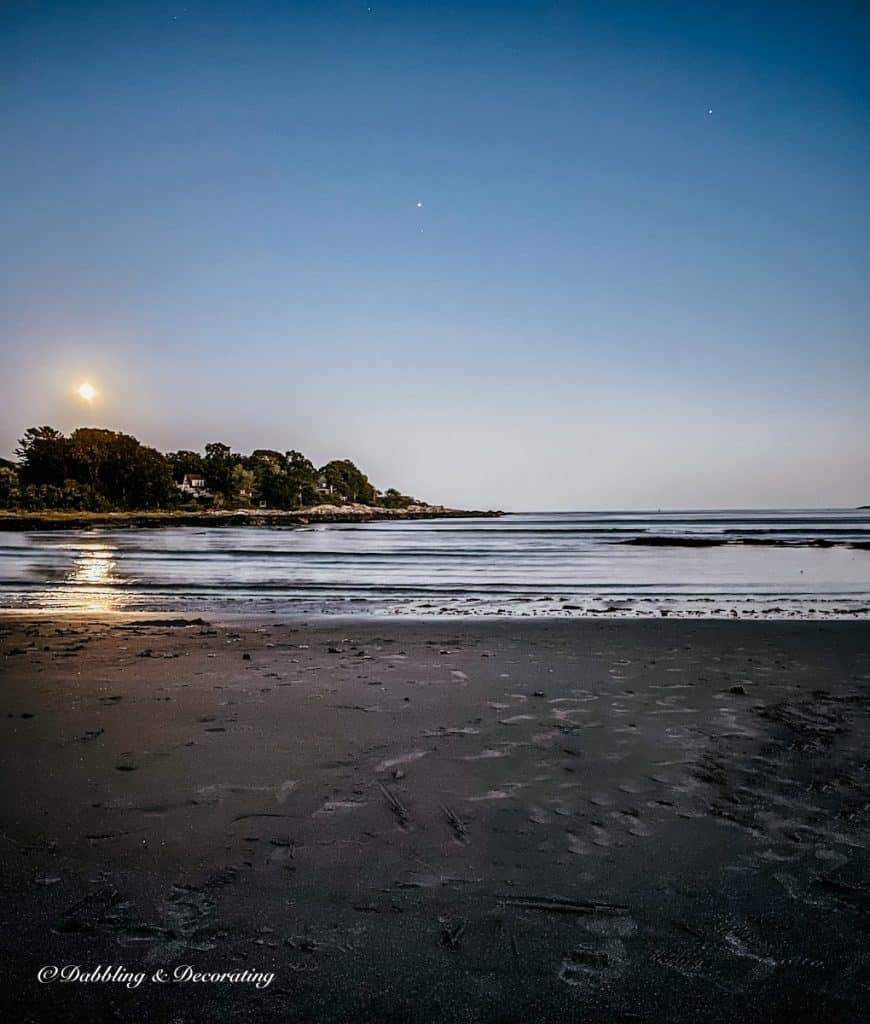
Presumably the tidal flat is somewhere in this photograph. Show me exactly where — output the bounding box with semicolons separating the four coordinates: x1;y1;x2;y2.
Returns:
1;617;868;1022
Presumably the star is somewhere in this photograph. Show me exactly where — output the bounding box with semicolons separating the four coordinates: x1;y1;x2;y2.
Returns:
416;201;423;208
707;109;713;115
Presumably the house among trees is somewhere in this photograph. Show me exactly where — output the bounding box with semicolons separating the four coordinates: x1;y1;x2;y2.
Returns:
178;473;211;497
4;425;424;513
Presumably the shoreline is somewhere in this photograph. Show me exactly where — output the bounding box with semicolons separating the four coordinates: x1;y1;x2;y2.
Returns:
0;504;504;531
2;606;869;621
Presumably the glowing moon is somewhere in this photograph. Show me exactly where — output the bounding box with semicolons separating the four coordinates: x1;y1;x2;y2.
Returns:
77;382;96;401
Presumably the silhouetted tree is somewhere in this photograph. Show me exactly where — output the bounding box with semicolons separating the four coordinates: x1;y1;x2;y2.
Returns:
167;450;206;484
285;450;319;506
15;426;174;509
16;427;69;488
203;442;235;497
5;424;424;512
318;460;376;504
0;466;19;507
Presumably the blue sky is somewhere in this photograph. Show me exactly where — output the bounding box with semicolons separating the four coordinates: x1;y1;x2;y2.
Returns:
2;1;868;509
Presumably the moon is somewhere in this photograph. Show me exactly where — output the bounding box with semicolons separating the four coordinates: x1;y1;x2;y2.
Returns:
77;382;96;401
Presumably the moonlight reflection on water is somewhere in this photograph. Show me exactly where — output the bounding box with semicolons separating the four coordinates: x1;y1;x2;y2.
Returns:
47;540;128;614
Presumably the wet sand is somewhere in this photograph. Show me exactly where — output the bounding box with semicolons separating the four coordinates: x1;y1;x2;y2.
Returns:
1;616;868;1023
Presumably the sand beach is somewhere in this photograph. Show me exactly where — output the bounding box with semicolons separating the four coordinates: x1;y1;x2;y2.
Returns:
1;615;867;1022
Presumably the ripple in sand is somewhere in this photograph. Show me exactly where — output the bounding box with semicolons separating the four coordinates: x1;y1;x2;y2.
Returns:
462;747;511;760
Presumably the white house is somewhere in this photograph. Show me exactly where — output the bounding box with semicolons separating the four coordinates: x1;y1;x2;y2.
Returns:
178;473;211;496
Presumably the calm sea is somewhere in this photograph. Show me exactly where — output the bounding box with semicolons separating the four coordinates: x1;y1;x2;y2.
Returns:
1;510;869;618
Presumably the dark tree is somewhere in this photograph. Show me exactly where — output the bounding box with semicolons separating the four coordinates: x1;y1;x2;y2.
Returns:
167;450;206;484
318;460;376;504
6;424;421;512
16;427;69;488
285;450;319;507
0;466;19;507
203;442;235;497
15;426;175;510
66;428;175;508
379;487;421;509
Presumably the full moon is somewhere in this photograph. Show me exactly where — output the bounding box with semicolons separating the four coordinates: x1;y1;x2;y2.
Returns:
77;382;96;401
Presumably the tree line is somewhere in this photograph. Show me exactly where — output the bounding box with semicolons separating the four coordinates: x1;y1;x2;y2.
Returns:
0;427;424;512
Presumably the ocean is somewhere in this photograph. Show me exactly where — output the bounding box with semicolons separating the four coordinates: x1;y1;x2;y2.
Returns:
1;509;868;618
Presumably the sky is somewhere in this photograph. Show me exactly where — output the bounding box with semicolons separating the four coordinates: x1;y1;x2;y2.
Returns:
1;0;868;510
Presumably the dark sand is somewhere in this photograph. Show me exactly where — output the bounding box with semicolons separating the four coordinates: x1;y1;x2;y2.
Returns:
1;616;868;1023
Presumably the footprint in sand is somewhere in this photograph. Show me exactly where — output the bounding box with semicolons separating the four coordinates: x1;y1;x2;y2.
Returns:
588;824;613;847
276;780;298;802
551;707;587;723
312;799;367;816
611;811;655;838
627;819;654;838
424;726;480;737
266;841;295;866
197;781;297;803
531;729;561;744
617;779;652;795
650;945;710;981
375;750;428;772
468;784;524;802
528;805;553;825
587;793;614;808
558;926;631;986
566;831;590;855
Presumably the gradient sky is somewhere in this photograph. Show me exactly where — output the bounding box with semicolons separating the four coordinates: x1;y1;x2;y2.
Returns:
2;1;868;510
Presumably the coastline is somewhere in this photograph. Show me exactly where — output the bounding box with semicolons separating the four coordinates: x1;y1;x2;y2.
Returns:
1;614;868;1022
0;504;504;531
